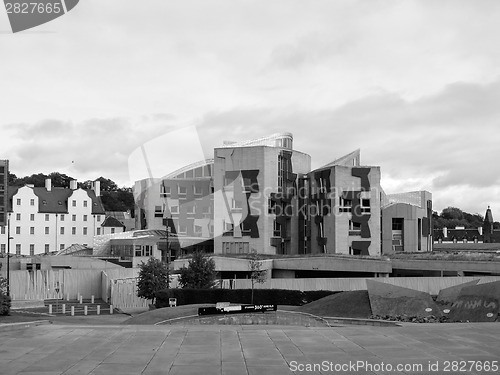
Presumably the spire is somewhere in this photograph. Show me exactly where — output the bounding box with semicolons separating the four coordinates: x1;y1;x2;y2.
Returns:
485;206;494;224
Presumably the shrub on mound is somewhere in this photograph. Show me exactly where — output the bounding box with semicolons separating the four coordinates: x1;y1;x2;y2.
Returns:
0;292;11;316
155;288;335;308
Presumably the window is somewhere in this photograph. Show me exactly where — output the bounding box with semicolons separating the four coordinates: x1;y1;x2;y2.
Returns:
42;200;47;205
83;227;88;235
273;221;281;237
16;198;21;205
0;244;5;254
72;227;76;235
392;218;403;231
0;226;4;235
232;199;243;209
60;214;65;221
202;206;210;214
178;224;187;234
160;184;171;197
97;215;101;221
45;244;49;254
135;245;142;257
349;220;361;234
30;198;35;206
194;225;203;234
178;185;187;195
339;197;352;213
83;200;88;207
30;227;35;235
45;227;49;235
16;226;21;235
97;228;101;235
194;185;202;196
72;200;76;207
83;215;88;221
72;215;76;221
268;199;276;214
16;244;21;255
30;214;35;221
30;244;34;256
144;245;152;257
16;213;21;220
154;206;163;218
170;205;179;214
187;205;195;214
45;214;49;221
60;227;65;235
111;228;115;234
60;244;65;251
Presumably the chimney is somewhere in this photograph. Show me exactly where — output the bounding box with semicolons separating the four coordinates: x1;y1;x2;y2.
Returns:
94;180;100;197
70;180;78;190
45;178;52;192
443;226;448;238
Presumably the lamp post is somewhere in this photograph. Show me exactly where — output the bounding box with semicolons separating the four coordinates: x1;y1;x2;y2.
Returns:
6;212;12;297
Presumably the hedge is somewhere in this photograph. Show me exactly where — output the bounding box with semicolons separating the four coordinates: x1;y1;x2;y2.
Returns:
155;288;335;308
0;293;11;316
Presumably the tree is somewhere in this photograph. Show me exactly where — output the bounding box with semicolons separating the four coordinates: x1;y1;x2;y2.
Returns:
248;250;267;304
179;251;217;289
137;258;169;305
0;264;10;316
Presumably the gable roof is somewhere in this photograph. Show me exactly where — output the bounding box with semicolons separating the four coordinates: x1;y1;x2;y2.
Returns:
101;215;125;228
8;185;105;214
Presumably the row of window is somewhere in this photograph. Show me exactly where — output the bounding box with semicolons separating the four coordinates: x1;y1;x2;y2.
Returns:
15;198;91;207
14;214;101;221
0;243;87;256
1;226;115;236
154;204;211;217
160;185;205;197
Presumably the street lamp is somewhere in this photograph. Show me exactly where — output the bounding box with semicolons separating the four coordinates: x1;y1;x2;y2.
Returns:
6;212;12;297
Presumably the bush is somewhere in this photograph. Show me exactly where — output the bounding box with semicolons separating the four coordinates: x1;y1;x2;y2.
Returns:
0;294;11;315
155;288;335;308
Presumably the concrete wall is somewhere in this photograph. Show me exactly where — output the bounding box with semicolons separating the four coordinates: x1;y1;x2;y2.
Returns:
226;276;500;295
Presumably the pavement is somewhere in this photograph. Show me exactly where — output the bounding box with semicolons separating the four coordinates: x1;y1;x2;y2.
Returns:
0;322;500;375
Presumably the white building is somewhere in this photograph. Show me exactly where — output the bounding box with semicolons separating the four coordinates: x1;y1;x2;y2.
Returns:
0;179;105;256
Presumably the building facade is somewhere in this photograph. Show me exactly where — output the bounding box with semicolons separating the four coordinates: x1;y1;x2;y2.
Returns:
381;191;433;253
134;133;432;257
0;179;105;256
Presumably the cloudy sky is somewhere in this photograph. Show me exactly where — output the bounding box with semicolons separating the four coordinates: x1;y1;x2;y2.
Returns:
1;0;499;219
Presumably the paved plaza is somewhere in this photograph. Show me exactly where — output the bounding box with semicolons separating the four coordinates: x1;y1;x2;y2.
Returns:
1;322;500;375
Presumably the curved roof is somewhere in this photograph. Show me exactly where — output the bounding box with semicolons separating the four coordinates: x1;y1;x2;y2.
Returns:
164;158;214;179
219;132;293;149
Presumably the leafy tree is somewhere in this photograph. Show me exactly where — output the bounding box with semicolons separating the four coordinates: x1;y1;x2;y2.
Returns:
179;251;217;289
137;258;169;304
248;250;267;304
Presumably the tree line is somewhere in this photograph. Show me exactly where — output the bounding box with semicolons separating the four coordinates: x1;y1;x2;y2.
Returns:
432;206;500;229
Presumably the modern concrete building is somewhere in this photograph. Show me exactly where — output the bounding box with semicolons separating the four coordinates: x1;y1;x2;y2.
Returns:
0;179;105;256
381;191;433;254
133;133;432;258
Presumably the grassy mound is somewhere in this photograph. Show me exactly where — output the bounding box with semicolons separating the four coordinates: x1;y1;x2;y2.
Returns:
297;290;372;318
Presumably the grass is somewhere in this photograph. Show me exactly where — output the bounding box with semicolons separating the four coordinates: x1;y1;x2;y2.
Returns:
121;304;213;325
